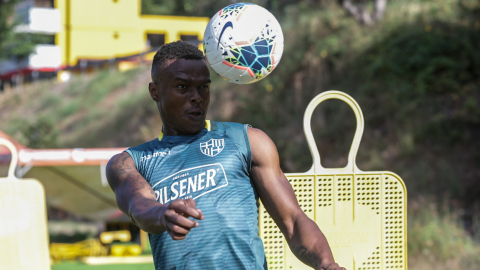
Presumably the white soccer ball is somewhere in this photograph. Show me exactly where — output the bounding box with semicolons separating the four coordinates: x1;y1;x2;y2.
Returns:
203;3;284;84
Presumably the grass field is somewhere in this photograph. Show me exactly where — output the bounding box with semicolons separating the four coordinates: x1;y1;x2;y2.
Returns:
52;261;154;270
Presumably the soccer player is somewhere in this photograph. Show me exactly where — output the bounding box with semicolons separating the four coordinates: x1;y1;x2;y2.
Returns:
106;41;345;270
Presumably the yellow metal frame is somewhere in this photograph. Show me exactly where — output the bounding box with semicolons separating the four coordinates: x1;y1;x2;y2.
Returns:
144;30;170;47
0;139;51;270
259;91;408;270
50;239;108;261
100;230;131;244
55;0;209;66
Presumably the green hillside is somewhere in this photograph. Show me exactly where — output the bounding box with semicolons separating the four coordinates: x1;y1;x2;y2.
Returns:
0;67;160;148
1;0;479;269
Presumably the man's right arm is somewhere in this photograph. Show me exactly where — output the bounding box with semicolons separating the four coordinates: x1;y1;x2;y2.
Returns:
106;152;203;239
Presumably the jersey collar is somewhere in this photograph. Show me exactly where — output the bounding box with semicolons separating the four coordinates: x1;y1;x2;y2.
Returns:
158;120;211;141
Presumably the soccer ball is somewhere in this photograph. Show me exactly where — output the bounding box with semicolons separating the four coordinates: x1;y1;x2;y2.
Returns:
203;3;284;84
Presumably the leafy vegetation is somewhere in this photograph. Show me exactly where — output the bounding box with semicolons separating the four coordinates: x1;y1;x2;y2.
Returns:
408;197;480;269
0;67;151;148
0;0;53;60
206;0;480;202
141;0;315;17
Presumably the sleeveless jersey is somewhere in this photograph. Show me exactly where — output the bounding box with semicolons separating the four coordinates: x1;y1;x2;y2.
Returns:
126;120;267;270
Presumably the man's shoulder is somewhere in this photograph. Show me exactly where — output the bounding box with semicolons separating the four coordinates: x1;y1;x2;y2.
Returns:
210;120;248;133
126;138;159;153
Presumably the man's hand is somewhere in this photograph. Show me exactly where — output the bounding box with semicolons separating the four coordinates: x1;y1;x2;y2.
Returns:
160;198;204;240
320;263;346;270
106;152;204;239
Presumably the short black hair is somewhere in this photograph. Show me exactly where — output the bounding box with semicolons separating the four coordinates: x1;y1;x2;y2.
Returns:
151;40;206;82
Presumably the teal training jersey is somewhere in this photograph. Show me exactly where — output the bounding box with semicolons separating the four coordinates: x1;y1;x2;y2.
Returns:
126;121;267;270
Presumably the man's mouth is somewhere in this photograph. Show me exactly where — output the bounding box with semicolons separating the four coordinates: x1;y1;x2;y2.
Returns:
187;110;204;119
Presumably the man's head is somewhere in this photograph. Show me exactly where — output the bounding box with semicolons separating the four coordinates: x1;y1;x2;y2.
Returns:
149;41;211;136
151;40;206;83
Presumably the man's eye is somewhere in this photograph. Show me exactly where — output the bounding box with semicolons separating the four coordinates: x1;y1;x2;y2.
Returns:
177;85;186;89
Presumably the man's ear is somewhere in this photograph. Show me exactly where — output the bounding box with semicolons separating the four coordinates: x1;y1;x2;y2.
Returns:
149;82;160;102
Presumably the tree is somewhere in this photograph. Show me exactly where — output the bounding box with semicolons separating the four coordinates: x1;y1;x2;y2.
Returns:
141;0;299;17
0;0;19;59
0;0;45;61
340;0;387;25
141;0;234;17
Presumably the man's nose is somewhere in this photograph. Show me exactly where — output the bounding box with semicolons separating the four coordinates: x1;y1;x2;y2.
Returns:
190;88;203;103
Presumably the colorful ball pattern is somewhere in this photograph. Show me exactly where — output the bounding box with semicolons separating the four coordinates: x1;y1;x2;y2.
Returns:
203;3;284;84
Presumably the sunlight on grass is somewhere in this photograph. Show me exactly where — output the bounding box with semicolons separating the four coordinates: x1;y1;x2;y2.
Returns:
408;197;480;269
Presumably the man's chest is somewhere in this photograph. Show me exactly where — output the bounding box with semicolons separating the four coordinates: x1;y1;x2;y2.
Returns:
139;136;246;204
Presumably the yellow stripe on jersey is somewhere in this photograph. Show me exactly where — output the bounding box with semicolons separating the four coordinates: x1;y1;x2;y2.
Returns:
158;120;211;141
205;120;211;131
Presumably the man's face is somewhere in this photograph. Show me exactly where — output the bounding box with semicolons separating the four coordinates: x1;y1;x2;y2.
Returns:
149;58;211;136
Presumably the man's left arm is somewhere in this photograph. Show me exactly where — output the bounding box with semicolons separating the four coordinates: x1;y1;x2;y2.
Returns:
248;127;345;270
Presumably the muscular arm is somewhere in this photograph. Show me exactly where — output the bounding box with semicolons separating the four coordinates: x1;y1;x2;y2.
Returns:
106;152;203;238
248;127;345;270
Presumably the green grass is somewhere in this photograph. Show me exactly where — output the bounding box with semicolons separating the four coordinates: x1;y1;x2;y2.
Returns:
52;261;154;270
0;66;148;148
408;197;480;269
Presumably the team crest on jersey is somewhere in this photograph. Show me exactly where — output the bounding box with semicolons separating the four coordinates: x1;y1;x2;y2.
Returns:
200;139;224;157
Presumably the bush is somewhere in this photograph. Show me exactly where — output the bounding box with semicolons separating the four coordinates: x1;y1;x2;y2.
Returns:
408;197;480;269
